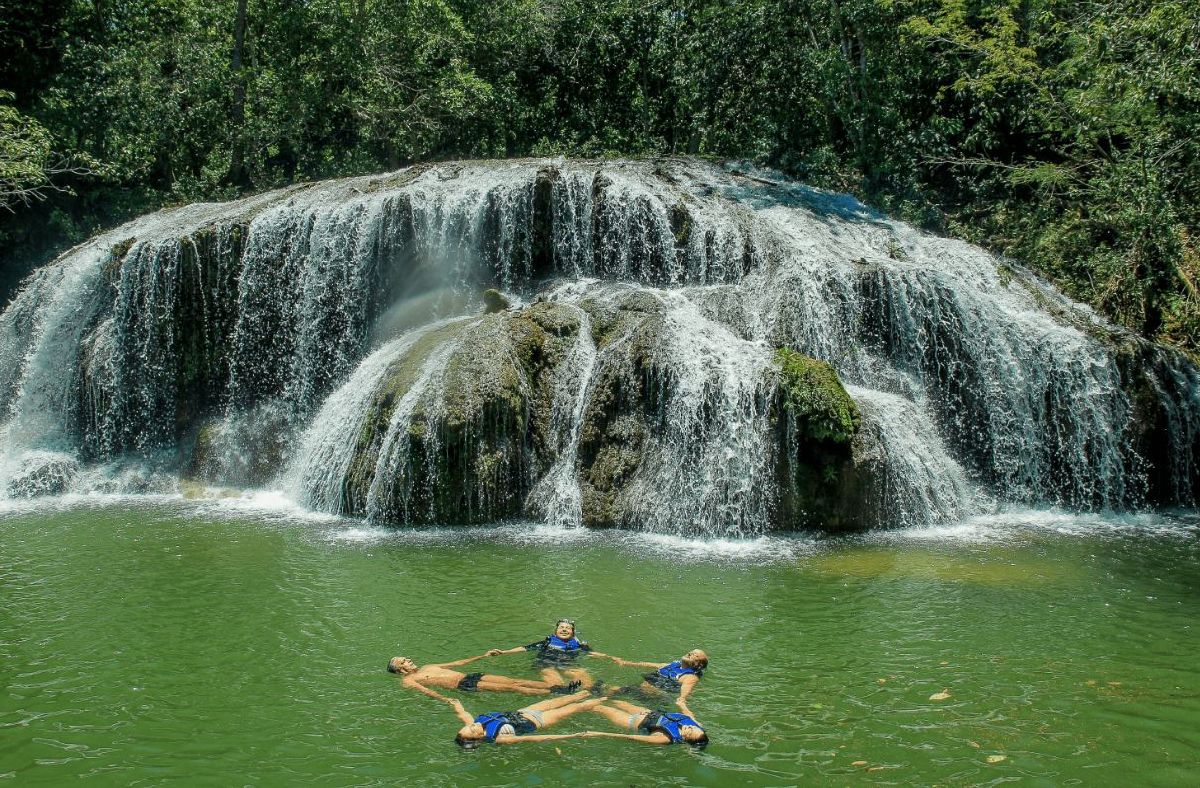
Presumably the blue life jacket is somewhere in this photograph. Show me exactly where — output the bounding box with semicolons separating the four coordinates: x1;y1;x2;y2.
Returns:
545;634;584;652
658;661;703;681
474;712;511;742
650;712;703;744
474;711;535;741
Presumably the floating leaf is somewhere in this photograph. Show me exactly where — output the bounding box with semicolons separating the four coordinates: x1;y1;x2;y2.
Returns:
851;760;868;767
968;741;981;749
877;678;887;684
986;754;1007;764
929;689;952;701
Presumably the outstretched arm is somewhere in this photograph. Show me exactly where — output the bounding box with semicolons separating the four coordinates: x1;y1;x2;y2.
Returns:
581;731;666;745
486;638;545;656
402;678;453;704
495;732;586;744
602;655;665;669
675;675;699;714
431;653;490;668
445;697;475;726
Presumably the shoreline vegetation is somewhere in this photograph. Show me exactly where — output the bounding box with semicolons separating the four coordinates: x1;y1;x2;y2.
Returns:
2;1;1198;358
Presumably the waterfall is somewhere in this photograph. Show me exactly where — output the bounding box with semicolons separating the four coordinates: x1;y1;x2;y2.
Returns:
1;159;1197;533
283;322;449;513
524;296;599;527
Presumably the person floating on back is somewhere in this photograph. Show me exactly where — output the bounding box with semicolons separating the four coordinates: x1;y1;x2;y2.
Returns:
387;653;579;699
487;618;595;688
592;648;707;716
582;697;709;747
441;689;605;748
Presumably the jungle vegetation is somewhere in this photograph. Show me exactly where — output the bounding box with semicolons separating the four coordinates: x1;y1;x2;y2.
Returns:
2;0;1197;353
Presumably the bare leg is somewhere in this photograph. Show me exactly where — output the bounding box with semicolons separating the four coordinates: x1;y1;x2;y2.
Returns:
480;674;561;690
589;702;647;730
605;698;651;715
540;667;565;684
639;680;666;697
563;667;593;689
533;696;608;728
476;679;549;696
521;689;592;713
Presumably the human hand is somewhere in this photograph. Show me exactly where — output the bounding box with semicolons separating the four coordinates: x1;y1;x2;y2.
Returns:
485;649;503;656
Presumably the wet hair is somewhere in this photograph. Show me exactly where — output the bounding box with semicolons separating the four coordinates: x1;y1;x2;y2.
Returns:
455;733;481;750
387;660;399;673
689;733;710;749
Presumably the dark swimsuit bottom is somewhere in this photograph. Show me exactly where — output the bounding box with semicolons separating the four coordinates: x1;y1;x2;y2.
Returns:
637;711;669;735
498;711;538;736
457;673;484;691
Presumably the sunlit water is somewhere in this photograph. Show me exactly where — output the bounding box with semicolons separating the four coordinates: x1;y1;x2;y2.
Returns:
2;498;1198;786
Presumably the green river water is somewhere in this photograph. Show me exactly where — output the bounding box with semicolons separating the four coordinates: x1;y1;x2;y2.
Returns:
2;495;1198;786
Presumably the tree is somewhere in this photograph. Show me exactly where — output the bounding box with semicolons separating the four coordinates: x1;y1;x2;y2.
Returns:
0;91;85;211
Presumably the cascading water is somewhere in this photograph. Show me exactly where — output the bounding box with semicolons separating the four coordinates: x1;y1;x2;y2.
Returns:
1;159;1197;534
524;293;599;527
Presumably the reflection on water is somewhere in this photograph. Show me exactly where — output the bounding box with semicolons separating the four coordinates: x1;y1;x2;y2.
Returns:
1;500;1198;786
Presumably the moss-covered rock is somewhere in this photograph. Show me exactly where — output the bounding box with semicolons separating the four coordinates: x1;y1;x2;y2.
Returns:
575;294;668;528
483;288;511;313
775;348;860;444
183;419;222;480
1112;337;1200;507
579;288;663;350
344;303;583;524
670;200;692;247
771;348;865;531
78;222;247;463
6;452;79;498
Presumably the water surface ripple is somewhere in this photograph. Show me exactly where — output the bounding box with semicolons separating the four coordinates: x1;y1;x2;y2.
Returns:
1;501;1198;786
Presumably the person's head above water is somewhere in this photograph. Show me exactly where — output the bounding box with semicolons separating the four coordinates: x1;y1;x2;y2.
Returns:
553;619;577;640
387;656;418;675
455;722;487;748
681;649;708;670
678;722;709;748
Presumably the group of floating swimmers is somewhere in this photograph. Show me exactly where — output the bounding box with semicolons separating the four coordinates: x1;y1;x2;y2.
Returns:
388;618;710;749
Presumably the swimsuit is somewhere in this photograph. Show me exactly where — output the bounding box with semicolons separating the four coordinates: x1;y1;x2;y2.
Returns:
457;672;484;691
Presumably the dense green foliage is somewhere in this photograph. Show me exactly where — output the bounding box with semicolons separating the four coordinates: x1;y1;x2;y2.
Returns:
2;0;1197;352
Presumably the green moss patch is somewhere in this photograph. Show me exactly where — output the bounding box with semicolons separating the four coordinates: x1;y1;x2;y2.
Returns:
775;348;860;444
